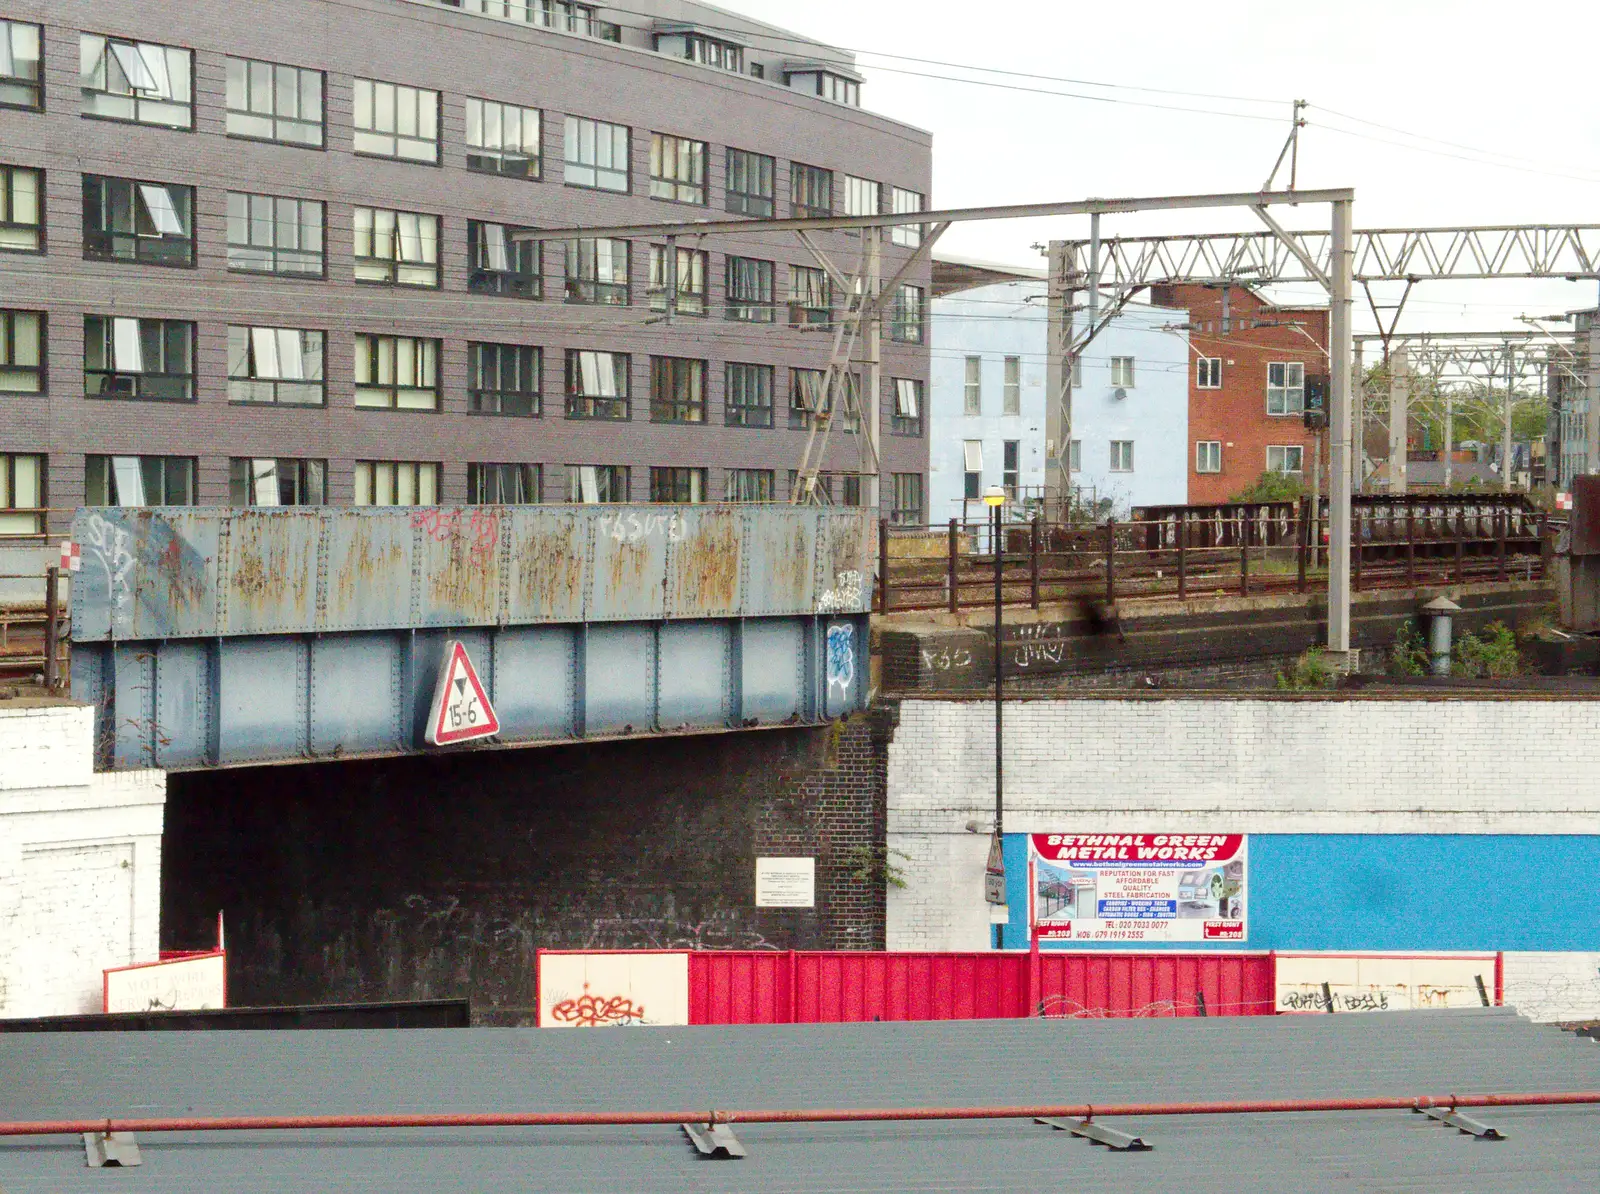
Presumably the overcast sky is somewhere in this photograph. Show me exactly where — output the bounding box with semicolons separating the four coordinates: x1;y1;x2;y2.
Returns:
728;0;1600;334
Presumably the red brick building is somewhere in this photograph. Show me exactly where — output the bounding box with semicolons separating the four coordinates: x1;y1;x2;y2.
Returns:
1148;284;1329;504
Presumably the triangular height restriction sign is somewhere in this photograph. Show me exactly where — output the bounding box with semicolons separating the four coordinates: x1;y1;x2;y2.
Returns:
425;640;501;746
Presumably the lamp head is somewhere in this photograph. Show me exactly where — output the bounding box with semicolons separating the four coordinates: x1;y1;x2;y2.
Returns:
982;486;1007;508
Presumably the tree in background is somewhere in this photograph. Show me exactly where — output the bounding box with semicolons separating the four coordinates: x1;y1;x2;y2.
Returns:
1230;470;1306;502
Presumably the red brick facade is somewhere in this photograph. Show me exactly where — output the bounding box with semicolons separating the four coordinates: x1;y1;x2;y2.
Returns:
1149;284;1329;504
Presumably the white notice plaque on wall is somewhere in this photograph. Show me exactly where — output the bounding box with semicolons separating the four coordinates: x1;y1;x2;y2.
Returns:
756;857;816;908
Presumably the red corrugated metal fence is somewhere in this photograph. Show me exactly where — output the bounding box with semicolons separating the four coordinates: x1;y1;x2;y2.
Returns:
688;949;1275;1024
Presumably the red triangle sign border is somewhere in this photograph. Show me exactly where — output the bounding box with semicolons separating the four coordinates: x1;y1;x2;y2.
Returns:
425;640;501;747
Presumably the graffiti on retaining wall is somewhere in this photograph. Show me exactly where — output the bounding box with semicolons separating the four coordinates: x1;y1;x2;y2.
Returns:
599;510;688;544
920;645;974;673
817;570;864;614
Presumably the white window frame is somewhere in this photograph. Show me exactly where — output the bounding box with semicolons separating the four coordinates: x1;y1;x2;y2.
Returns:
1110;357;1136;388
1267;361;1306;415
843;174;880;218
1196;440;1222;473
963;356;982;415
1002;356;1021;415
1110;440;1135;472
1267;445;1304;474
1197;357;1222;389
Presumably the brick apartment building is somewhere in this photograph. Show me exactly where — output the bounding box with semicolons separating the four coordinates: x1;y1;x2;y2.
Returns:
1149;283;1329;504
0;0;932;535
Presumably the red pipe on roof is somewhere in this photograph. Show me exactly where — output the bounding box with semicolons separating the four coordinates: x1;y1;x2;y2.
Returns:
3;1091;1600;1137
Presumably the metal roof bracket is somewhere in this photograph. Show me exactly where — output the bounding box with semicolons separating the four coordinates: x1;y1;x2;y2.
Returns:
1035;1115;1152;1151
682;1120;747;1159
1415;1105;1506;1140
83;1129;142;1167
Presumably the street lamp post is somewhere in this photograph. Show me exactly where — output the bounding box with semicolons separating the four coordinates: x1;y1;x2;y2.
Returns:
983;485;1008;949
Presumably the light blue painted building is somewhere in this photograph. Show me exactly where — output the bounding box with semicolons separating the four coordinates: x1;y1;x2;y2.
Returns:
929;273;1191;521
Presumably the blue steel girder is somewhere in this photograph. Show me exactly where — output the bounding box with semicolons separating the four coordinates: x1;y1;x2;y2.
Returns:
69;506;874;770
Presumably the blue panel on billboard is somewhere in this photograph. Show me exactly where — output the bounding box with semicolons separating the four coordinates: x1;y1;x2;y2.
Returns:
217;638;307;765
584;624;655;735
1004;833;1600;953
657;621;729;729
309;634;402;757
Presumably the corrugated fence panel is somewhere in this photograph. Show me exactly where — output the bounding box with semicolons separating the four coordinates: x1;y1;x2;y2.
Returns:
689;952;792;1025
1037;952;1275;1018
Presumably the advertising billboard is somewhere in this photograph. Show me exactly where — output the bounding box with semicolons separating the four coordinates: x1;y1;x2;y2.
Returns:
1030;833;1247;943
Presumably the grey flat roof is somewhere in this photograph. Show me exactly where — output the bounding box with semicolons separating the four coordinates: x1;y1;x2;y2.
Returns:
3;1008;1599;1192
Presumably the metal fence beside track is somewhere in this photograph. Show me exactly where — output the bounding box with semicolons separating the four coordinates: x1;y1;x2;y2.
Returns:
878;495;1551;614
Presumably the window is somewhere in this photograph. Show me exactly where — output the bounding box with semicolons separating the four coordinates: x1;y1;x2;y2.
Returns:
892;378;923;436
963;356;982;415
354;335;439;409
1110;357;1135;388
567;464;628;503
725;469;774;502
1196;441;1222;473
843;175;880;219
1267;361;1306;415
0;165;42;252
0;309;43;393
1071;357;1082;387
654;30;744;73
727;149;775;217
650;133;707;204
225;58;323;146
469;463;541;504
470;343;541;416
353;207;440;287
353;78;439;162
1;20;42;111
564;116;629;191
564;238;629;305
1197;357;1222;389
470;221;541;298
1003;441;1020;498
962;440;983;500
725;363;774;428
790;367;828;429
460;1;615;38
648;246;708;315
891;285;924;344
227;193;324;276
891;473;924;526
229;458;326;506
466;98;540;177
1003;357;1021;415
791;163;833;218
80;34;192;128
650;467;707;504
1068;439;1081;473
789;265;831;326
726;256;775;322
891;187;924;247
1267;445;1305;474
565;350;629;419
650;356;706;423
83;176;194;266
1110;440;1134;472
786;70;859;108
85;456;195;506
353;461;438;506
227;326;325;405
84;317;194;401
0;454;43;534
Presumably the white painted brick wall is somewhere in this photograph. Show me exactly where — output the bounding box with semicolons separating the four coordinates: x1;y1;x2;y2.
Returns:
0;704;166;1019
888;696;1600;952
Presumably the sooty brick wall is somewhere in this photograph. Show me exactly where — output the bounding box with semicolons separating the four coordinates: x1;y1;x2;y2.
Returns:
162;718;890;1024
